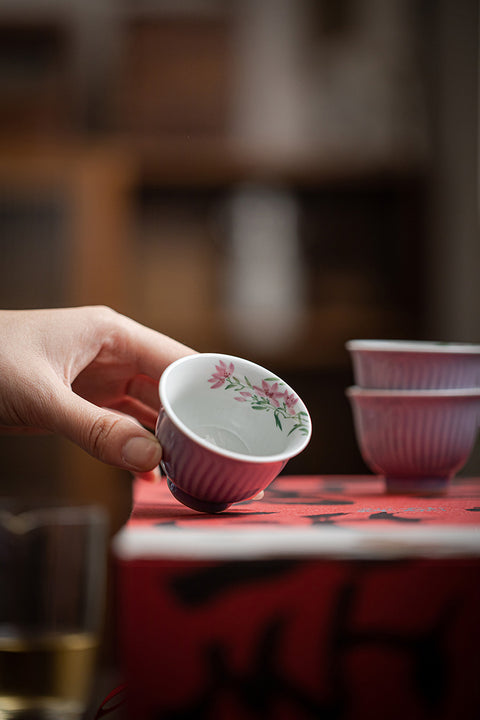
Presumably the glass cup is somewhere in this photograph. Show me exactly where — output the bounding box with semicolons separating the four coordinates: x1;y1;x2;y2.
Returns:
0;502;108;720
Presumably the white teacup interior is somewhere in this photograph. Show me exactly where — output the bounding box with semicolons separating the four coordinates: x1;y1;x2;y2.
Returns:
160;354;311;460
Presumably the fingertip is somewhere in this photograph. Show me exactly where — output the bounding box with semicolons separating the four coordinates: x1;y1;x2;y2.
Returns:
122;435;162;472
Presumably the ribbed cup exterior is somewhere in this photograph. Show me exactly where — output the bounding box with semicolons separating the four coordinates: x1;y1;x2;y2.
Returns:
350;351;480;390
349;393;480;480
156;409;286;504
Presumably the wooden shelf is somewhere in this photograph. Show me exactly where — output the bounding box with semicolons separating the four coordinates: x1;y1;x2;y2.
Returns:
0;135;426;193
109;134;427;189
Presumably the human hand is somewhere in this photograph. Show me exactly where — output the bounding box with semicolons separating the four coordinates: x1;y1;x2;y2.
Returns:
0;306;195;473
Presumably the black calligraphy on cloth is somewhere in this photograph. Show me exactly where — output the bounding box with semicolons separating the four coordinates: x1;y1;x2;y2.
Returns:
147;559;480;720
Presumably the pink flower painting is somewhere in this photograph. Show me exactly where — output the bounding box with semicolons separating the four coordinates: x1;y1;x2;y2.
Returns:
283;391;299;415
207;360;309;436
253;380;285;408
208;360;235;389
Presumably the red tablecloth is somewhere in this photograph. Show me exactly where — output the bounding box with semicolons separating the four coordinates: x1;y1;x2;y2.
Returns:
130;474;480;527
113;476;480;720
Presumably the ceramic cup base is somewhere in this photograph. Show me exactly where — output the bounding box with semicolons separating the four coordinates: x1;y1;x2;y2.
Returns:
384;475;450;494
166;476;232;514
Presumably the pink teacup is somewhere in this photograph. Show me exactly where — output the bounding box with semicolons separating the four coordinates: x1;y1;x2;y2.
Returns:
346;386;480;492
346;339;480;389
156;353;312;512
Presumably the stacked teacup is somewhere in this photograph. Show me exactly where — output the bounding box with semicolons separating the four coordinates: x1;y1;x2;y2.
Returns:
345;340;480;493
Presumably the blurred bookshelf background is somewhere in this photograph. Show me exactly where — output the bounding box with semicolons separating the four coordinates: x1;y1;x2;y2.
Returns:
0;0;479;528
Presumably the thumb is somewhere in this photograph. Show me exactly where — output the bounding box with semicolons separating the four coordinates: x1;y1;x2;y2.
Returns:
50;387;162;472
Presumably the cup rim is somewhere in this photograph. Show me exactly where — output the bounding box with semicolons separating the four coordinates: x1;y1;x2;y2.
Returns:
346;385;480;398
346;339;480;354
158;353;312;463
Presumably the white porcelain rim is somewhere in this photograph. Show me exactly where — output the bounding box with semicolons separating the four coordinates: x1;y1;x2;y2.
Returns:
159;353;312;463
346;339;480;354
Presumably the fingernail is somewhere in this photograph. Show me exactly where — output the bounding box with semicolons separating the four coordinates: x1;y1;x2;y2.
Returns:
122;436;162;471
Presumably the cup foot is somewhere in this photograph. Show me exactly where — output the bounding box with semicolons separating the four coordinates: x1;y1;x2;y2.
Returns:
166;477;232;513
384;475;450;494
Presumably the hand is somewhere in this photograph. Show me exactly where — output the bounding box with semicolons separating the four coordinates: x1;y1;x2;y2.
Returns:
0;306;195;472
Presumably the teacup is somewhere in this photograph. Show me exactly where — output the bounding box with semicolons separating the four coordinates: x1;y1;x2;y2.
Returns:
156;353;312;512
346;339;480;390
346;385;480;493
